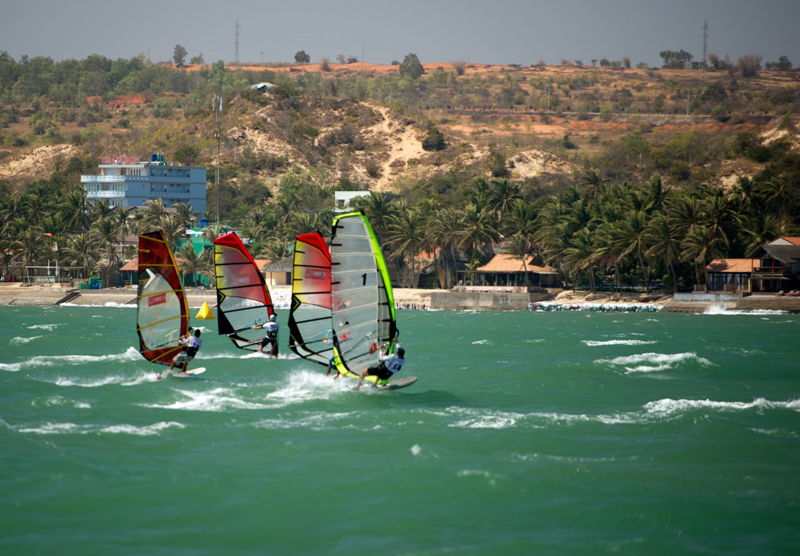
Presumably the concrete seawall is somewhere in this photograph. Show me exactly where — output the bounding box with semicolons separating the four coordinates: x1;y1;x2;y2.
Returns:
662;292;800;313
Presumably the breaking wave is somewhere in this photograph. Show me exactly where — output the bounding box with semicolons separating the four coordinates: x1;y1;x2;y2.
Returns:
597;351;714;373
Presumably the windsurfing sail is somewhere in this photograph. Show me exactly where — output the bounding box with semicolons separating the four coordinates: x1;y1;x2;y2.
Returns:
214;232;274;351
288;232;334;366
329;211;397;382
137;230;189;366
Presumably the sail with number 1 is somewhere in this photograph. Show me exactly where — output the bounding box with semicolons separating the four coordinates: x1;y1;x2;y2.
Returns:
136;230;189;366
288;232;334;365
214;232;274;351
328;211;397;383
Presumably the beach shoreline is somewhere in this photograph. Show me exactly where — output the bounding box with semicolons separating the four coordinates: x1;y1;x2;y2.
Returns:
3;283;799;312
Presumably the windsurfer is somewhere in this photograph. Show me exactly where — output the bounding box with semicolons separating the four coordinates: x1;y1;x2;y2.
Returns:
253;314;279;357
326;356;341;379
170;329;202;374
355;338;405;390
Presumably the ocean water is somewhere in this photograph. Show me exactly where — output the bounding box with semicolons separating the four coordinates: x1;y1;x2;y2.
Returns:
1;305;799;555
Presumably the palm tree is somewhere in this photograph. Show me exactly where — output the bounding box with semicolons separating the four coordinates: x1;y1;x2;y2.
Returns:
94;244;121;287
63;234;95;279
681;223;724;288
645;214;682;293
89;217;119;252
504;198;537;239
60;189;90;233
456;202;498;260
422;206;462;288
764;178;790;231
161;213;185;253
352;191;396;245
89;200;115;221
173;202;197;230
139;199;168;232
386;204;425;287
502;232;534;287
593;221;625;293
487;178;521;224
580;169;608;200
177;241;202;287
614;211;651;293
741;213;781;256
563;227;598;293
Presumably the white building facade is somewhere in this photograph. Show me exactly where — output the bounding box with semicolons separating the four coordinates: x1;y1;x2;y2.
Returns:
82;154;207;213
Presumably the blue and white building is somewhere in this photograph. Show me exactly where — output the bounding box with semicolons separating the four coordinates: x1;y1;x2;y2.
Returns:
82;154;207;214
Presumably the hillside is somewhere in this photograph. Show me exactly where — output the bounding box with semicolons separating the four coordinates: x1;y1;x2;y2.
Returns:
2;59;798;198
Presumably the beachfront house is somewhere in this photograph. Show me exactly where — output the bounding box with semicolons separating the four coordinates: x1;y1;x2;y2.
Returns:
746;237;800;293
82;153;207;214
262;256;292;286
458;253;559;291
705;258;757;292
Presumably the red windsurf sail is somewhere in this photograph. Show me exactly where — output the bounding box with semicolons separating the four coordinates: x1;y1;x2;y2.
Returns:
137;230;189;366
214;232;274;351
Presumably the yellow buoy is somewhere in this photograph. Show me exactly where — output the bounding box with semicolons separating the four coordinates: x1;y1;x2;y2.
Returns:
196;301;215;319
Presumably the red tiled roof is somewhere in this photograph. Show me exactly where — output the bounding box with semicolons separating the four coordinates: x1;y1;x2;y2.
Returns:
476;254;557;273
120;257;138;272
706;258;757;273
782;237;800;246
254;259;271;271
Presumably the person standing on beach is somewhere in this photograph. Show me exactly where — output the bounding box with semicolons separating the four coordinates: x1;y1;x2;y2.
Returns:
253;314;279;357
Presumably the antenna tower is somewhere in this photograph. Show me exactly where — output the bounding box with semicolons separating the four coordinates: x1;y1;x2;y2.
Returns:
702;20;709;66
234;20;240;67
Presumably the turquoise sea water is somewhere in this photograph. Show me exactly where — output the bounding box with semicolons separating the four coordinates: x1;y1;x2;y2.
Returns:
1;304;799;555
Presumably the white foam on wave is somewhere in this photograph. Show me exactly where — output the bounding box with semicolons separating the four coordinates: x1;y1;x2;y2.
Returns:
447;407;524;429
751;428;799;438
27;323;61;331
597;351;714;373
644;397;800;415
33;396;91;409
143;387;271;412
202;350;298;361
583;339;658;347
456;469;500;487
254;411;350;430
703;305;786;316
51;370;159;387
10;335;42;345
3;346;143;374
266;370;351;407
471;339;490;345
17;421;185;436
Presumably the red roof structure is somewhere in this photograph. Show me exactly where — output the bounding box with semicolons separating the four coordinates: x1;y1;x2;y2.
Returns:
120;257;138;272
476;254;557;274
705;259;757;273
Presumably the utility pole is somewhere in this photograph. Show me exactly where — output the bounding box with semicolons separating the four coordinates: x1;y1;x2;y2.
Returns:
234;20;240;68
687;85;691;115
212;94;223;227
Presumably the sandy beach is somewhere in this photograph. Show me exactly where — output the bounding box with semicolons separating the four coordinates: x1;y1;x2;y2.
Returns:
2;283;799;313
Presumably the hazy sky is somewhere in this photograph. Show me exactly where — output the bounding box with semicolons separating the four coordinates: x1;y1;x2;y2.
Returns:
3;0;799;67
